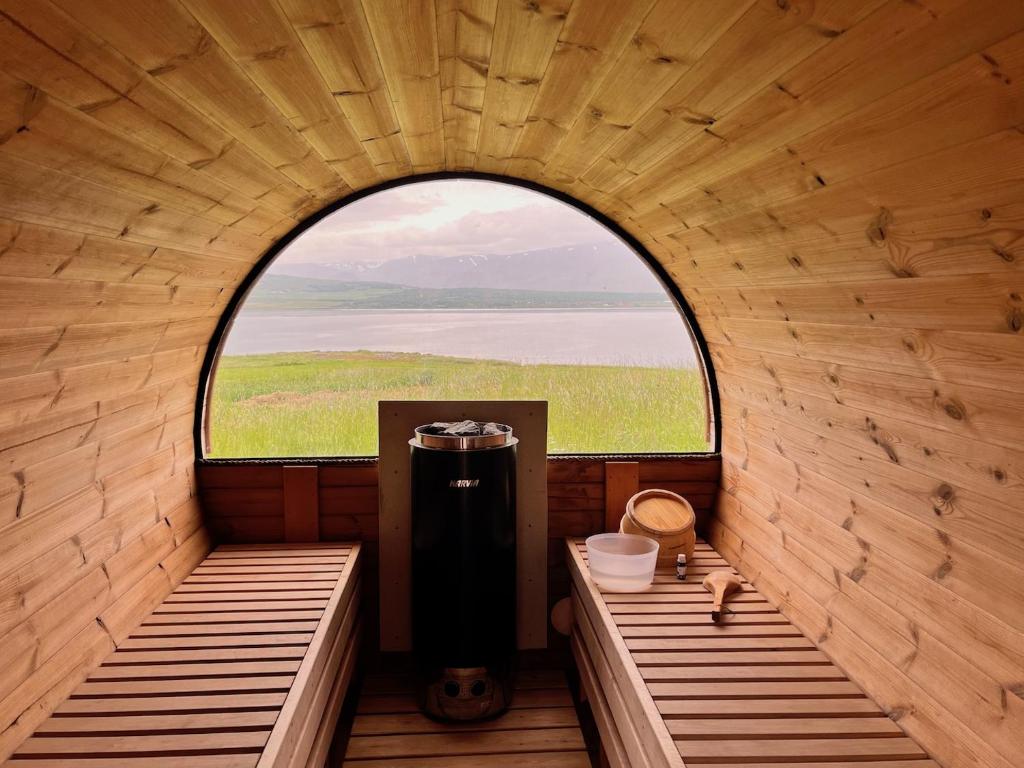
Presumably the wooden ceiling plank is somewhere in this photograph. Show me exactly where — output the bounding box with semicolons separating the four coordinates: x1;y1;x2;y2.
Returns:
0;0;317;218
583;0;885;197
0;221;253;292
620;0;1024;219
361;0;446;173
473;0;570;174
0;74;289;231
539;0;754;187
657;186;1024;289
651;29;1024;238
436;0;497;170
651;128;1024;263
660;201;1024;290
504;0;655;179
0;152;272;258
279;0;413;179
180;0;381;190
47;0;348;199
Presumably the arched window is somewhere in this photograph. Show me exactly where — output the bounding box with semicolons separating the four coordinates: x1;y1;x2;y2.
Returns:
201;177;715;457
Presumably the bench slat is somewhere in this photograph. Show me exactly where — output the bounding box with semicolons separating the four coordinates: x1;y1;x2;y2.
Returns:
567;538;940;768
14;543;362;768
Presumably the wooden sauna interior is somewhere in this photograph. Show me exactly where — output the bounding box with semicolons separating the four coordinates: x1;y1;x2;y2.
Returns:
1;0;1022;766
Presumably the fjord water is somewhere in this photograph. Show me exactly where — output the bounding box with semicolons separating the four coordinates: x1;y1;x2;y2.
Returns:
222;308;698;368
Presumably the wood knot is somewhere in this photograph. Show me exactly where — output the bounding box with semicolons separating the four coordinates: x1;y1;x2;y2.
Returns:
1008;307;1022;332
789;254;803;268
941;399;965;421
992;467;1007;483
981;208;993;220
866;207;893;247
934;559;953;580
993;246;1014;262
931;484;956;515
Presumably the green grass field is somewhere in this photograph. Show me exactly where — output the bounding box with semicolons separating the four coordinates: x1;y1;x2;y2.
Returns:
207;351;709;457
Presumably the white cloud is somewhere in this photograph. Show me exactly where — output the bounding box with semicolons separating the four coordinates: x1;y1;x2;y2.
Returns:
272;179;626;264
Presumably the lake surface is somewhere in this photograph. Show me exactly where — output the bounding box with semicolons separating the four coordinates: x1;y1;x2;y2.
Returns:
223;308;698;367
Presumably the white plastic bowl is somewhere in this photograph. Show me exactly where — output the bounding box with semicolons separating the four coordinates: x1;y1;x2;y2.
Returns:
585;533;658;592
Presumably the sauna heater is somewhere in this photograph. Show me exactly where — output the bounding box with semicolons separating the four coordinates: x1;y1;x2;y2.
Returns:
410;421;517;721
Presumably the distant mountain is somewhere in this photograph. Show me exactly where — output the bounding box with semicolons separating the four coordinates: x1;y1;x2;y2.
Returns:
270;243;665;294
243;274;671;311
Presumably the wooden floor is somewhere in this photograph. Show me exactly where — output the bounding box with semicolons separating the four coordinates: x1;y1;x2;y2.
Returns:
342;670;590;767
7;543;360;768
569;539;939;768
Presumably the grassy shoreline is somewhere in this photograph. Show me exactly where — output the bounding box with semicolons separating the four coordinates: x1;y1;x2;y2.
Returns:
208;351;708;457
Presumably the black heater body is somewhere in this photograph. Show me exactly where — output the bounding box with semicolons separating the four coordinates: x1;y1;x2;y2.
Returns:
410;422;517;721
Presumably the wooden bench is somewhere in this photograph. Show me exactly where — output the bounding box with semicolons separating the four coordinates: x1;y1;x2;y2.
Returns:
6;542;362;768
567;538;939;768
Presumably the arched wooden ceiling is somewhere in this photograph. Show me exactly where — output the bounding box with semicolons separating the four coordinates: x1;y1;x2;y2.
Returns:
0;1;1022;766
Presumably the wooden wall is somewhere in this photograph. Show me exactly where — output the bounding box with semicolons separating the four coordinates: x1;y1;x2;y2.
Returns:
0;1;1022;766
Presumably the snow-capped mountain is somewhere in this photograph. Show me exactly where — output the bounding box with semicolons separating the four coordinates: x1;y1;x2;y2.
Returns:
271;243;664;294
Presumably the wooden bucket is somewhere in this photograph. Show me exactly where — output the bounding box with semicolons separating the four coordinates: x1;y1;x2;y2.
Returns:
619;489;696;567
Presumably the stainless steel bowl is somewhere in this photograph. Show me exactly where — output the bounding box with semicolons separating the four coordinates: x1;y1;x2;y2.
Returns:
411;422;516;451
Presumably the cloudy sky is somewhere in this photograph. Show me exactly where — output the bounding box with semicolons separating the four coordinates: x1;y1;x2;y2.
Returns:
272;178;636;265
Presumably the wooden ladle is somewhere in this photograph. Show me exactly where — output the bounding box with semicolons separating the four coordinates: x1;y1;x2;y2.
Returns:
702;571;743;623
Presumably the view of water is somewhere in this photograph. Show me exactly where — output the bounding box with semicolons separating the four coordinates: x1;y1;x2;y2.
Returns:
223;308;698;367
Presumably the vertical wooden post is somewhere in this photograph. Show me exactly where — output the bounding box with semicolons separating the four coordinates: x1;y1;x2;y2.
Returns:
604;461;639;533
283;465;319;542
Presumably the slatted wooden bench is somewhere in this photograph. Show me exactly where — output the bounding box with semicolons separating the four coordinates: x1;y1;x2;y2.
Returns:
6;542;361;768
567;538;939;768
343;670;590;767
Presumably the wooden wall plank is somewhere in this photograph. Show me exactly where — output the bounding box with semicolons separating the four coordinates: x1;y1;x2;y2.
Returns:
603;461;639;533
283;465;320;543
